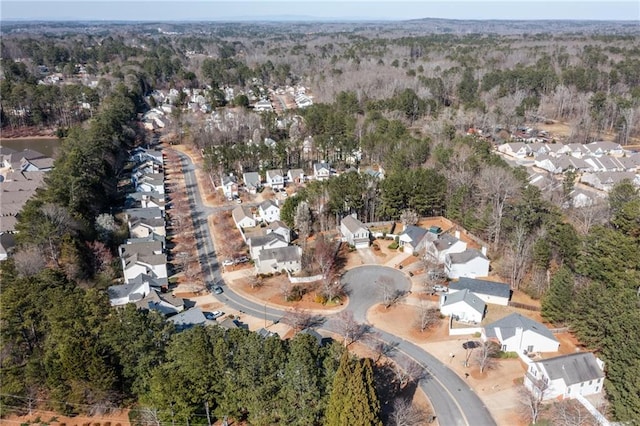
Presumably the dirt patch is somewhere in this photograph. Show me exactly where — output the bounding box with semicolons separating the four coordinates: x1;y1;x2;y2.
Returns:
5;409;131;426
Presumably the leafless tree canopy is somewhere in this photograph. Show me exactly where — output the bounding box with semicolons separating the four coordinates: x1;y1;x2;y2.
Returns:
389;397;430;426
474;340;500;374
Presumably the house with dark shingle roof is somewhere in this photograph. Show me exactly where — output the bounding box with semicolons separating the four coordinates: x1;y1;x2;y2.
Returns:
242;171;262;194
483;313;559;354
525;352;605;400
169;307;209;331
267;220;291;243
426;232;467;263
448;277;511;305
255;245;302;274
445;249;490;279
108;281;151;306
398;225;430;255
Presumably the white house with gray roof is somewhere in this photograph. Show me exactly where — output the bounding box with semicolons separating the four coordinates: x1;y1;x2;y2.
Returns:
108;280;151;306
266;220;291;243
439;289;486;323
242;171;262;194
248;233;289;259
287;168;305;184
265;169;285;189
399;225;430;255
169;307;209;331
255;245;302;274
448;277;511;305
445;249;490;279
483;313;559;354
313;161;332;181
232;206;257;229
340;215;370;249
258;199;280;223
426;232;467;263
525;352;605;400
135;290;184;316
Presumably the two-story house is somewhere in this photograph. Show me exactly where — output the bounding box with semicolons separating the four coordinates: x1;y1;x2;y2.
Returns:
340;215;370;249
259;200;280;223
266;169;285;190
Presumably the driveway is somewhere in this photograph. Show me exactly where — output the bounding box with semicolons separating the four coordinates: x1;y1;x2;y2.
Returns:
175;149;496;426
357;247;379;265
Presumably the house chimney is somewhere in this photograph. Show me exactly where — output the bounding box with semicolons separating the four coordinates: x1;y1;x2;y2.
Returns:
481;246;487;256
455;230;461;239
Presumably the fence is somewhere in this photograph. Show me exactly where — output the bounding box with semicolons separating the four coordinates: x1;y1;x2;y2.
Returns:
288;273;324;284
508;301;541;311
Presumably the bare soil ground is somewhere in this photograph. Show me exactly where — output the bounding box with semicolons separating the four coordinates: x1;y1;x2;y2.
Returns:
5;409;131;426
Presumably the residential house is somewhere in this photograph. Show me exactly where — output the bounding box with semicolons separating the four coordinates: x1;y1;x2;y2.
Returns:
20;156;54;172
127;272;168;291
126;191;166;211
135;173;165;194
267;220;292;243
584;156;626;172
528;142;550;157
497;142;531;159
248;233;289;259
448;277;511;305
169;307;209;331
119;240;168;284
525;352;605;400
254;99;273;112
128;216;166;238
619;154;640;172
445;249;490;279
242;171;262;194
567;189;604;209
221;175;239;199
545;143;571;157
313;161;332;181
399;225;430;255
566;143;588;158
255;245;303;274
584;141;624;157
259;200;281;223
131;148;163;165
135;290;184;316
232;206;257;229
426;232;468;264
534;155;591;174
483;313;559;354
340;215;370;249
580;171;638;192
2;149;51;172
439;289;486;323
108;280;151;306
266;169;285;189
287;168;305;184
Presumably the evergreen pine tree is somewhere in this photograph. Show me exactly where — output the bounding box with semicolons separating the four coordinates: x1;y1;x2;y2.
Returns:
541;266;574;324
325;352;352;426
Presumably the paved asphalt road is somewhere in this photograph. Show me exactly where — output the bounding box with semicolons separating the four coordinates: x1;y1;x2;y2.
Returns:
175;151;496;426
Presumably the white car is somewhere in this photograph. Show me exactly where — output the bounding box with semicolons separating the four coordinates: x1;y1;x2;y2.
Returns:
222;259;234;266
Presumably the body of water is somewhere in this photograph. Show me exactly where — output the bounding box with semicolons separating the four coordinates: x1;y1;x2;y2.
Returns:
0;138;62;158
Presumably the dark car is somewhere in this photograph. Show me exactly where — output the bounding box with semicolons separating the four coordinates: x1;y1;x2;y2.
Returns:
213;285;223;294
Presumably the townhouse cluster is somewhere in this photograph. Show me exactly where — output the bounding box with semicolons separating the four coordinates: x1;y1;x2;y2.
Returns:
0;148;54;259
107;147;185;317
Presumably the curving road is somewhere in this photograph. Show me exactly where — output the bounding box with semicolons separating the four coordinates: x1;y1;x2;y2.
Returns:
174;150;496;426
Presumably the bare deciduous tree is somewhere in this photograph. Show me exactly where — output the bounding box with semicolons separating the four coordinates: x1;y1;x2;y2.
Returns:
566;202;609;235
400;208;419;227
502;222;534;290
550;398;597;426
479;166;519;249
393;358;426;389
281;307;314;333
334;310;368;347
378;275;404;308
415;301;441;332
294;201;312;250
518;379;549;425
13;245;47;277
389;397;430;426
474;341;500;374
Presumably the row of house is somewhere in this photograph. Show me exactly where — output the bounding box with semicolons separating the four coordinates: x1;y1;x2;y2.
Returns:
498;140;628;160
231;201;303;275
0;148;54;259
108;148;186;318
436;275;606;402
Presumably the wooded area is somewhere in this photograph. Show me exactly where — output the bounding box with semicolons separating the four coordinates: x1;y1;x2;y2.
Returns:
1;19;639;423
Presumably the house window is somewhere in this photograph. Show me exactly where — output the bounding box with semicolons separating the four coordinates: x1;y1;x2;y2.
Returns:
589;380;592;385
527;345;534;353
595;386;599;392
502;345;507;351
581;382;584;387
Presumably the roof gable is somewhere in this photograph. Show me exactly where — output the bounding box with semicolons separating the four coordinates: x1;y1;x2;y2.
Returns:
484;313;557;343
538;352;604;385
449;277;510;298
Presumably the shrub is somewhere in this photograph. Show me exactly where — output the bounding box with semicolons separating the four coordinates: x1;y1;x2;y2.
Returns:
372;243;380;251
388;241;399;250
287;285;305;302
473;332;481;338
497;351;519;359
314;293;328;304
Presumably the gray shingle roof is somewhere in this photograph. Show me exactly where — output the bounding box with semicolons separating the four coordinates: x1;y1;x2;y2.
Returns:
249;233;286;248
538;352;603;386
447;249;488;264
243;172;261;187
401;225;428;244
259;245;301;263
260;199;278;211
434;233;461;251
169;307;207;328
232;206;253;223
341;215;367;234
107;282;147;301
484;313;557;343
449;277;511;299
442;289;486;315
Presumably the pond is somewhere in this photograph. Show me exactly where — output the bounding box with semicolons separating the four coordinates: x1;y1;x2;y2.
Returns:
0;137;62;158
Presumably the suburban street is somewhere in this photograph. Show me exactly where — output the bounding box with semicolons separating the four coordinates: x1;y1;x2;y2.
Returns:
176;150;496;426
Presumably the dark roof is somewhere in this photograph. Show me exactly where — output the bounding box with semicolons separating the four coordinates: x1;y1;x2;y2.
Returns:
260;199;278;211
538;352;603;386
259;245;301;263
449;277;511;299
268;220;289;231
249;233;286;248
169;307;207;329
447;249;488;264
400;225;428;244
484;313;557;343
125;207;163;220
442;289;486;315
434;233;462;251
107;281;147;301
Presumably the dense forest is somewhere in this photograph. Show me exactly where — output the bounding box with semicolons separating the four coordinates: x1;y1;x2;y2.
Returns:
1;19;639;423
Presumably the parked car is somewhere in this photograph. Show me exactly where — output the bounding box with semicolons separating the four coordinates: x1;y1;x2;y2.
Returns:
204;310;224;320
236;199;242;204
433;284;448;293
213;285;223;294
222;259;234;266
235;256;249;264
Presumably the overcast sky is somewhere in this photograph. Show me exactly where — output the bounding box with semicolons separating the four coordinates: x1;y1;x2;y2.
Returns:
2;1;639;21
